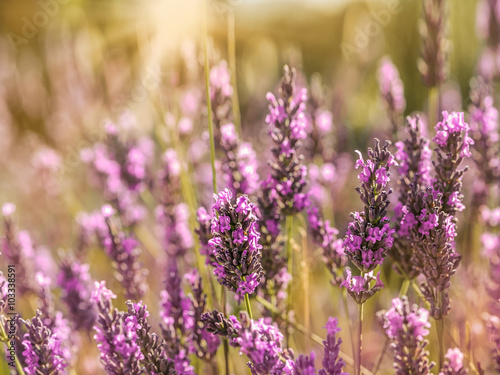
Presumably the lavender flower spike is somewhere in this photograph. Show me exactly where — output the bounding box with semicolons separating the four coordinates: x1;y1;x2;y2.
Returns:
378;296;434;375
439;348;468;375
266;65;309;215
22;310;68;375
101;205;148;300
378;56;406;135
57;257;97;331
433;111;473;215
319;317;347;375
91;281;144;374
343;139;397;273
209;189;264;296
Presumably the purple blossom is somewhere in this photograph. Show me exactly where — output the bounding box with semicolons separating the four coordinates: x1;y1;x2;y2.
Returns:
57;257;97;331
155;202;194;258
22;311;68;375
229;313;295;374
91;281;144;374
81;124;152;226
379;297;434;375
266;66;309;216
378;56;406;135
343;140;396;274
209;189;264;296
432;111;471;216
439;348;467;375
340;269;384;304
307;206;347;285
318;317;347;375
2;204;37;294
100;206;148;300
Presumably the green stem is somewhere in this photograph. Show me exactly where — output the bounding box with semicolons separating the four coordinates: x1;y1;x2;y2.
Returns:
0;317;26;375
244;293;253;320
342;289;356;367
357;302;364;375
436;291;444;370
399;278;410;297
285;215;294;345
203;0;217;194
227;9;241;136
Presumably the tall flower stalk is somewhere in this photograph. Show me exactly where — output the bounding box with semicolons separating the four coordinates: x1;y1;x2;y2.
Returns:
341;139;396;375
265;65;309;343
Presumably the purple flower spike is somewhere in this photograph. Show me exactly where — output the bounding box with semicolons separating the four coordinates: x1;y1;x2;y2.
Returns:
57;257;97;331
378;296;434;375
340;269;384;304
22;311;68;375
100;207;148;300
439;348;467;375
209;189;264;296
266;65;309;215
220;123;260;196
392;115;432;279
318;317;347;375
91;281;144;374
378;56;406;135
307;206;347;285
343;139;396;274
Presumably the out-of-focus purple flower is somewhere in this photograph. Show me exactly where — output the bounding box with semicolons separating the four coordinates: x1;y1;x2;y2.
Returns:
476;0;500;78
378;56;406;136
439;348;467;375
469;78;500;207
340;269;384;304
2;204;36;294
220;123;260;196
196;206;215;264
81;123;152;226
378;297;434;375
156;202;193;258
209;189;263;296
57;257;97;331
100;206;148;300
307;206;347;285
22;310;68;375
343;140;396;274
418;0;449;87
266;66;309;215
91;281;144;374
210;60;233;130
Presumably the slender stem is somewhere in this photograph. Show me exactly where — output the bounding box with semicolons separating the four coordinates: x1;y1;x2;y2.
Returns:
227;9;241;136
411;280;430;309
436;291;444;370
285;215;294;345
399;278;411;297
0;317;26;375
428;85;440;130
357;302;364;375
342;289;356;366
203;0;217;194
244;293;253;320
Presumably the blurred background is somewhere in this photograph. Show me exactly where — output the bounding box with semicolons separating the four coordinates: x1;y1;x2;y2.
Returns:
0;0;494;373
